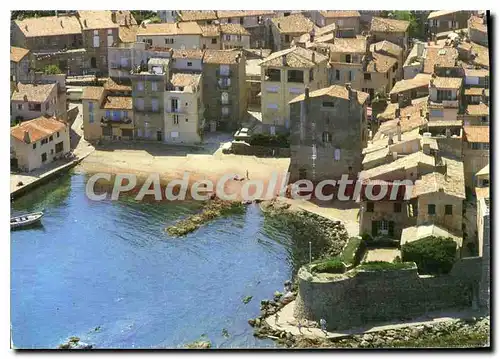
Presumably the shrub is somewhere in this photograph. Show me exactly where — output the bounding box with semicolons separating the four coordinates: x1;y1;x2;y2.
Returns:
361;233;373;242
401;236;457;275
340;237;366;267
249;133;290;148
311;257;346;274
43;64;62;75
358;261;414;271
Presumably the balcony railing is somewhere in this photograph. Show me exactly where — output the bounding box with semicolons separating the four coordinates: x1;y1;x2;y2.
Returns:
101;116;133;125
134;107;161;113
165;107;183;114
429;99;459;108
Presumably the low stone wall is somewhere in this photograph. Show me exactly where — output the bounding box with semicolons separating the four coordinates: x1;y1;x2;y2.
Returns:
294;256;482;331
231;142;290;157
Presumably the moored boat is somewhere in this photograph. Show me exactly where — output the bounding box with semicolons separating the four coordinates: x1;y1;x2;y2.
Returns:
10;211;44;230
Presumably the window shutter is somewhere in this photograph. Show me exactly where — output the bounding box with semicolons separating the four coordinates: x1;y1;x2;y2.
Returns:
389;221;395;237
371;221;378;236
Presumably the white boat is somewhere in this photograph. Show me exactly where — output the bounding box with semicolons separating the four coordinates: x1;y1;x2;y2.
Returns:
10;211;44;230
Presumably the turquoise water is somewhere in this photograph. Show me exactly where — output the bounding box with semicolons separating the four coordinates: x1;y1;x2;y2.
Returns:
10;172;306;349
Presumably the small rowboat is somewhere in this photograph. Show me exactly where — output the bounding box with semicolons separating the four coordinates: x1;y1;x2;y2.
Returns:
10;211;44;230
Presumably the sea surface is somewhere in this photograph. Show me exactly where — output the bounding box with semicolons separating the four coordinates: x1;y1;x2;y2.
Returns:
10;171;310;349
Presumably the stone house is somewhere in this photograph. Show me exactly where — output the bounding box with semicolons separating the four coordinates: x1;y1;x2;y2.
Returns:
270;13;315;51
324;37;367;91
468;15;488;46
202;49;247;131
475;164;489;197
370;17;410;52
389;74;432;103
462;126;489;188
136;22;203;50
200;25;222;50
289;84;369;183
164;73;204;144
260;47;329;134
427;11;471;35
81;83;134;142
403;41;427;79
369;40;403;81
428;76;462;123
314;11;361;35
362;50;398;101
11;82;59;122
477;194;490;309
10;115;70;172
462;102;489;126
10;47;31;84
130;58;170;141
220;24;251;49
171;49;204;73
216;10;276;48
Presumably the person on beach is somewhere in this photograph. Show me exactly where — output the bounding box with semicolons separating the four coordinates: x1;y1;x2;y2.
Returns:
320;318;327;335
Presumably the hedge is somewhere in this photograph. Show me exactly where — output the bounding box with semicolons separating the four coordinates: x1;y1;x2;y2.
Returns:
357;261;415;271
311;257;346;274
340;237;366;267
248;133;290;148
401;236;457;275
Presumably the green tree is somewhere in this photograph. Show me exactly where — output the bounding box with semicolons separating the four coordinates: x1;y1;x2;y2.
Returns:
43;64;62;75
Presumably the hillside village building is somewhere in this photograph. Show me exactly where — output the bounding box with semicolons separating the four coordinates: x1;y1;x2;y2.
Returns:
270;14;315;51
11;82;60;122
10;47;30;84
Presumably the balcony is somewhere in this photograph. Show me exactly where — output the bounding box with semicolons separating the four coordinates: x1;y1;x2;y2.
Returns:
165;107;183;114
101;116;133;126
429;99;459;108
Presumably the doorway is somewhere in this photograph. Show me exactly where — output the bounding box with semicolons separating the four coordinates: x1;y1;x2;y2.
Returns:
90;57;97;68
157;131;163;141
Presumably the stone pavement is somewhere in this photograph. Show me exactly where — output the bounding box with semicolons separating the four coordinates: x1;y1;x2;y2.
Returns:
265;300;483;341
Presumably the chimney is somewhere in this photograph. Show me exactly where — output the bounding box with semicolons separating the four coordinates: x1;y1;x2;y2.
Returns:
345;83;353;101
420;108;424;117
395;107;401;118
23;94;28;102
23;130;31;144
305;87;310;100
396;120;401;142
84;19;88;28
60;20;63;27
310;28;315;43
111;10;117;23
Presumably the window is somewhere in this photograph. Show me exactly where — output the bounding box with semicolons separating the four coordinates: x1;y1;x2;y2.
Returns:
322;101;334;108
55;142;64;153
225;34;231;41
379;220;389;234
45;102;50;111
17;104;22;110
287;70;304;83
93;30;99;48
152;99;159;112
430;109;443;118
107;29;114;46
151;82;158;91
187;61;192;67
165;38;174;45
123;111;128;119
185;118;189;122
41;153;47;162
89;112;94;123
309;69;314;81
227;18;232;23
335;70;340;81
41;138;48;145
105;110;111;118
237;35;242;42
345;54;351;63
366;202;374;212
348;71;352;82
394;203;402;213
483;143;490;150
32;143;36;149
481;179;490;187
220;64;230;76
284;35;290;42
437;90;453;101
428;204;436;215
471;143;480;150
445;205;453;215
240;17;244;25
211;38;217;44
364;73;371;80
265;68;281;81
173;115;179;125
113;110;120;120
144;38;153;46
137;82;144;91
171;98;179;112
88;102;94;112
49;135;53;142
222;107;230;116
322;132;331;143
221;92;229;105
136;98;144;111
334;148;341;161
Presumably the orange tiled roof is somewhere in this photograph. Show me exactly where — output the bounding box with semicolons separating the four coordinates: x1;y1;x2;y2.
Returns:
11;115;66;144
10;46;30;63
463;126;490;143
101;96;133;110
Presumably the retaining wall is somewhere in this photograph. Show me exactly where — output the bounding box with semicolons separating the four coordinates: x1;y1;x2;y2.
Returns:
294;256;482;330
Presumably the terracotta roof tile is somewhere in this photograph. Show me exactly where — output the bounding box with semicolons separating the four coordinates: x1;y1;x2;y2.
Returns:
220;23;250;35
169;73;201;89
315;23;337;36
15;16;82;37
431;76;462;89
289;85;369;105
101;96;133;110
466;103;489;116
464;87;484;96
327;36;366;53
423;46;458;74
464;68;489;77
216;10;275;18
468;15;487;33
11;115;66;144
11;83;56;103
428;11;460;19
82;86;105;100
463;125;489;142
319;11;360;18
172;49;204;59
137;22;202;36
390;74;431;95
200;24;220;37
10;46;30;63
271;13;314;34
78;10;119;30
371;17;410;33
469;42;489;68
366;52;397;73
412;157;465;198
360;152;435;180
203;49;243;64
118;25;139;43
114;11;137;26
370;40;403;58
104;78;132;92
260;46;328;68
178;10;218;22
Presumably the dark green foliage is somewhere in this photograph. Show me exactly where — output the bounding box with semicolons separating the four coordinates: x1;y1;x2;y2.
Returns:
11;11;56;20
311;257;346;274
249;133;290;148
365;237;400;249
340;237;366;267
357;261;414;271
43;64;62;75
401;236;457;275
131;11;158;23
